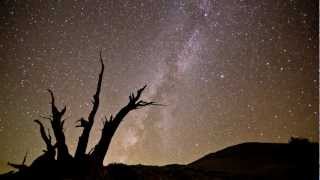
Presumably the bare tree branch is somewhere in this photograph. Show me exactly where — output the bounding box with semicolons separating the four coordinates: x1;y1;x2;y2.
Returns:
46;89;71;160
90;85;160;165
34;119;53;151
75;50;105;159
75;118;89;128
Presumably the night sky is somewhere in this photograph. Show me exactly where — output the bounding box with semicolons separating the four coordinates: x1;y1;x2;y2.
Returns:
0;0;318;173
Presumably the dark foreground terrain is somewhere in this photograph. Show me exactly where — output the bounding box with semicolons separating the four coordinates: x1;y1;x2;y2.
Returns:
1;141;318;180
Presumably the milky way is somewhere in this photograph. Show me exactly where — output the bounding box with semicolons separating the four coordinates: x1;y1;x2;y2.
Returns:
0;0;318;172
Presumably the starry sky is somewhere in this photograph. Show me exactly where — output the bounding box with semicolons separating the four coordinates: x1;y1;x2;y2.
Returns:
0;0;318;173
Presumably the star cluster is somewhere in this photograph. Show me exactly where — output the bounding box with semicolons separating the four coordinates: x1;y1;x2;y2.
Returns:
0;0;318;173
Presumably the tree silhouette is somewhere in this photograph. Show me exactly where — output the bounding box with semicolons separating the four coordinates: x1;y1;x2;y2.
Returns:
5;51;160;178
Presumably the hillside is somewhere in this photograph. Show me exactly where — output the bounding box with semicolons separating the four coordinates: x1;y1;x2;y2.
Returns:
189;142;318;179
104;141;318;180
1;141;318;179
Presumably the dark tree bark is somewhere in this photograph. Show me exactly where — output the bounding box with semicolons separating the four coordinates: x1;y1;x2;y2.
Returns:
47;89;71;160
90;85;160;166
75;51;104;160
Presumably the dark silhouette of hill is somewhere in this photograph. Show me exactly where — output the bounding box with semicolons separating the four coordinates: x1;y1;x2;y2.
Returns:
102;141;318;180
1;140;318;179
189;141;318;179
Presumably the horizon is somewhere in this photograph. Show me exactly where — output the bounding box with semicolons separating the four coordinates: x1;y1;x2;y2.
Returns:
0;0;318;173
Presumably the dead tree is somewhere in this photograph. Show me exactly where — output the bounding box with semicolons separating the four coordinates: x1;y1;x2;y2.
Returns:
6;51;160;178
90;85;159;166
75;51;104;160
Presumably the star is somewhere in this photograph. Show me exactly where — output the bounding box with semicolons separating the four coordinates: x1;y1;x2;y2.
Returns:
0;0;317;173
